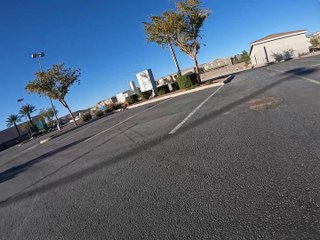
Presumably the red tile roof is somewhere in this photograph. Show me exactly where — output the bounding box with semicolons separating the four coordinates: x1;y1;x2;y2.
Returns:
251;30;306;45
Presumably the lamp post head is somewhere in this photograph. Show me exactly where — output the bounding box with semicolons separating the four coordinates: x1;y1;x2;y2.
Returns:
31;52;45;58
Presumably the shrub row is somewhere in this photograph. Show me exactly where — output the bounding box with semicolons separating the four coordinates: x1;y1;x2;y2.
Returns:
81;103;126;123
104;103;122;113
140;90;152;100
156;85;170;95
95;110;104;117
82;112;92;122
125;94;139;105
176;72;198;89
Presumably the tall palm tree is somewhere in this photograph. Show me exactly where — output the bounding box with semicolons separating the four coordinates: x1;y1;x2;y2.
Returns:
6;114;21;137
19;104;36;132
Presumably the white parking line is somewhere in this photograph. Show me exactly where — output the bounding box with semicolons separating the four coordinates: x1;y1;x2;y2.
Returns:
83;98;172;143
300;60;320;63
20;144;38;154
267;67;320;85
169;84;224;135
54;111;122;144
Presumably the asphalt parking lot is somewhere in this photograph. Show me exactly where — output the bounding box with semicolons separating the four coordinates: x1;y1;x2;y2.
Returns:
1;55;320;239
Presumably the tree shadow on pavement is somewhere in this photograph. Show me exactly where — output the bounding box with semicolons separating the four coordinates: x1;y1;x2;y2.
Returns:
0;69;317;207
0;137;92;185
282;67;317;76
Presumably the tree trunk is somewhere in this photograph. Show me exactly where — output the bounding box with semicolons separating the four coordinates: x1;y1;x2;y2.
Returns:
27;113;36;132
49;97;61;131
27;127;32;138
14;123;21;138
61;100;78;127
193;56;201;84
167;40;182;77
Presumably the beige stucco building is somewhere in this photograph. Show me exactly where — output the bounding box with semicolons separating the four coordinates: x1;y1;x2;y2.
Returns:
250;30;310;67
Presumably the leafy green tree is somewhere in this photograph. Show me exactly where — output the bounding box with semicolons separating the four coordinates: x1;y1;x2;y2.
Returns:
171;0;210;83
310;37;319;48
6;114;21;137
26;63;80;126
144;12;182;76
240;50;250;64
19;104;36;132
39;107;58;128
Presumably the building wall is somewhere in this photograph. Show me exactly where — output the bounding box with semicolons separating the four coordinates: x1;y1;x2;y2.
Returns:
250;33;309;67
116;90;136;103
116;93;127;104
136;69;157;93
0;126;21;145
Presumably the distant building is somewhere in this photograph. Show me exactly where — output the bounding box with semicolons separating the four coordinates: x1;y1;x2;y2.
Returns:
310;44;320;53
250;30;310;67
116;90;136;104
129;81;136;92
96;96;117;108
200;58;233;71
308;31;320;52
311;32;320;39
0;115;46;151
136;69;157;94
156;68;194;86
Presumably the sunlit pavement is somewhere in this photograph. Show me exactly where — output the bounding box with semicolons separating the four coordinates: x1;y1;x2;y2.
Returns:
1;55;320;239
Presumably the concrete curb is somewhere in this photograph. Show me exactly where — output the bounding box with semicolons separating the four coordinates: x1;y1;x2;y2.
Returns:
127;78;227;110
40;137;52;144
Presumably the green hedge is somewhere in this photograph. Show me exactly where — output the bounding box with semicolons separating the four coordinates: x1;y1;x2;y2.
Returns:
125;94;139;105
156;85;170;95
140;90;152;100
112;103;122;110
95;110;104;117
82;112;92;122
176;73;198;89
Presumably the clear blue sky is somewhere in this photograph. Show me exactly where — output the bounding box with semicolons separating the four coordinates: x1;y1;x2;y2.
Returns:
0;0;319;130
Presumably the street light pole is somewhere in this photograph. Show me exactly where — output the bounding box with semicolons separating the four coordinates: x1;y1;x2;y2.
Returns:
31;52;61;131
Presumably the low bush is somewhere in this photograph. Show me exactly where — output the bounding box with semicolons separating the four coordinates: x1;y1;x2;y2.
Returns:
176;73;198;89
125;94;139;105
140;90;152;100
112;103;122;110
171;82;180;91
95;110;104;117
205;80;213;85
104;105;114;113
82;112;92;122
156;85;170;95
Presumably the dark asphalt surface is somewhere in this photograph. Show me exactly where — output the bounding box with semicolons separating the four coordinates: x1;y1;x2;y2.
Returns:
1;55;320;239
